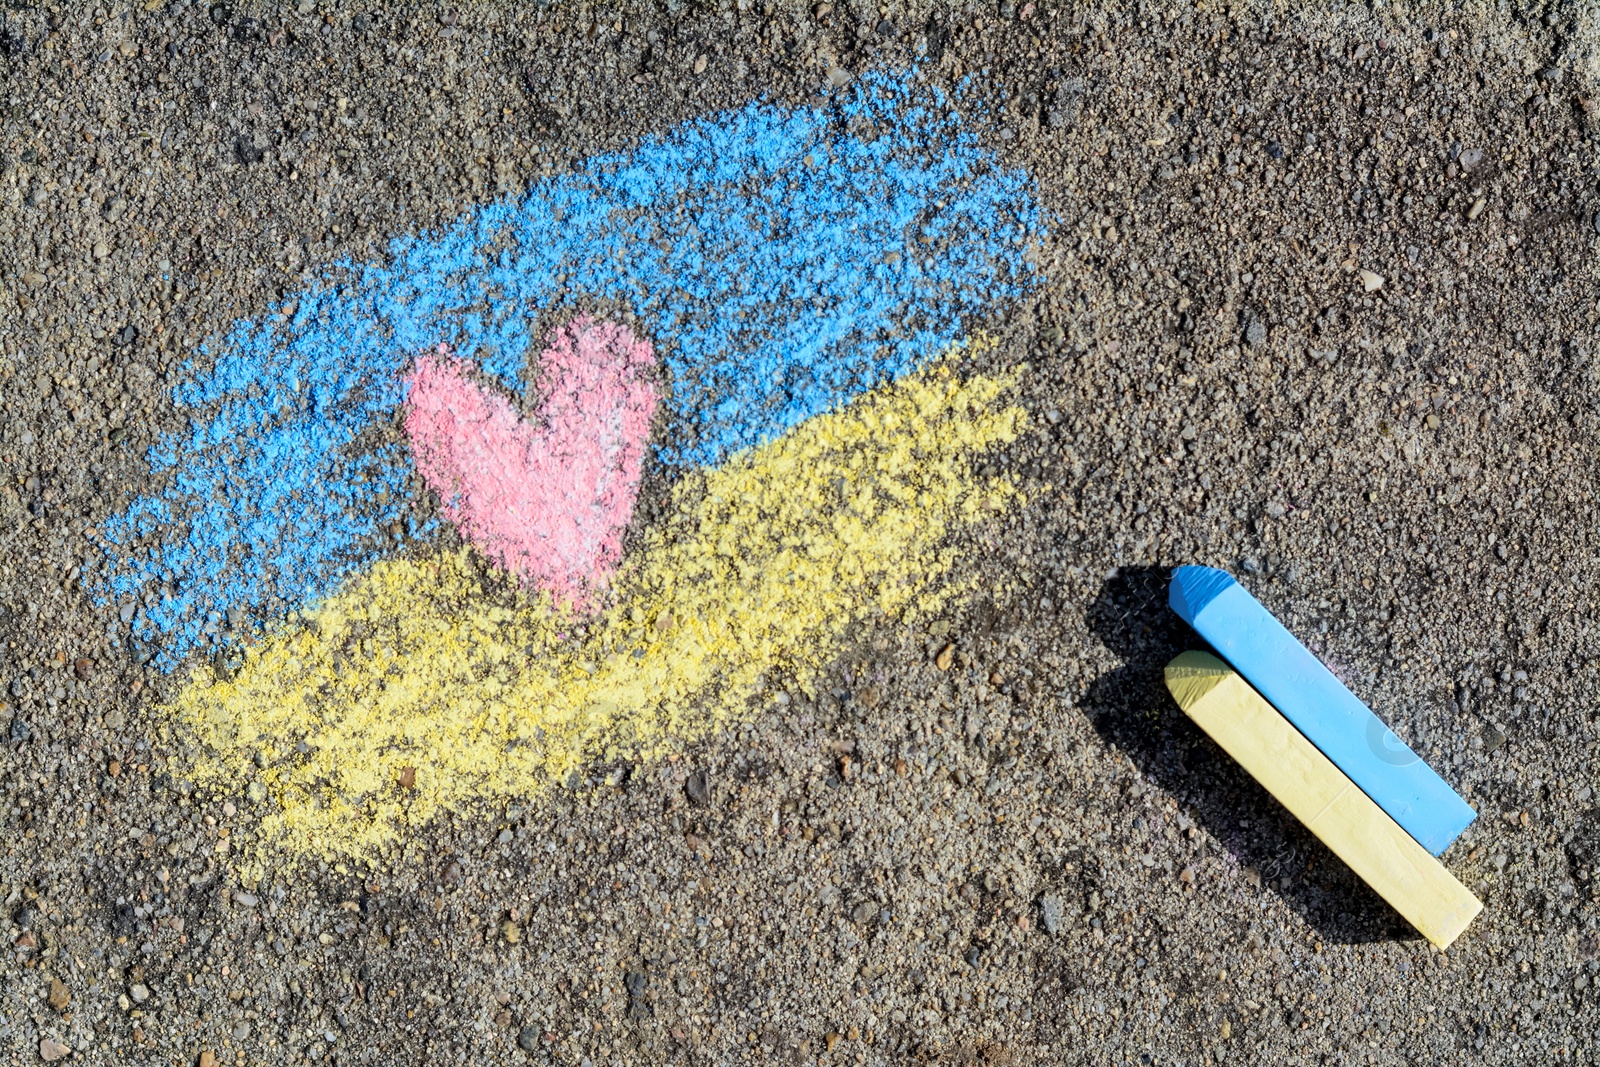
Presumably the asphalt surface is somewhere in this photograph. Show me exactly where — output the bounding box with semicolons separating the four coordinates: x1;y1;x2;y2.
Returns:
2;1;1599;1064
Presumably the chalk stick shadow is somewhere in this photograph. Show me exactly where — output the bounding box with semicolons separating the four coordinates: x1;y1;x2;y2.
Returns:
1082;566;1415;946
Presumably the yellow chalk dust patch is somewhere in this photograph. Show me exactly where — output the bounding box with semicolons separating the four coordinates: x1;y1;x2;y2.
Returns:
167;357;1024;864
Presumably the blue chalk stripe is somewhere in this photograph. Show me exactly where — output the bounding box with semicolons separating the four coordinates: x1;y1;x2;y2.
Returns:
1168;565;1476;856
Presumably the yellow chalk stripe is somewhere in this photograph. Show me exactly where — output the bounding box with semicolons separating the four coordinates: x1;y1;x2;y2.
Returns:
169;356;1024;864
1165;651;1481;950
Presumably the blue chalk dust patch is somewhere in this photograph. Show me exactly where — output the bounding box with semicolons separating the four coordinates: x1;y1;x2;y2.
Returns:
98;68;1044;669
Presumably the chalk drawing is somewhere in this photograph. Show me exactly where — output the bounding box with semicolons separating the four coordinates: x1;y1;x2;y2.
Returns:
91;66;1049;864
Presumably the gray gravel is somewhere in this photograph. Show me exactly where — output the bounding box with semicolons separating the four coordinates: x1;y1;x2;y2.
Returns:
2;1;1599;1064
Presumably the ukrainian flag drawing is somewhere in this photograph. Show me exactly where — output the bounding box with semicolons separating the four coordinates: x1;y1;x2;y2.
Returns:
95;70;1046;863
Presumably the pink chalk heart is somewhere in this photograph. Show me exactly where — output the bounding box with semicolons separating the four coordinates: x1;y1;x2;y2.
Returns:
403;316;657;606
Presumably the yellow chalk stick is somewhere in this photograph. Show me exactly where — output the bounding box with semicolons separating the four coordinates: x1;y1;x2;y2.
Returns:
1165;651;1481;950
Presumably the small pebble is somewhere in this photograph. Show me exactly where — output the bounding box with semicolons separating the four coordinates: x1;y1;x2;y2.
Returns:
1038;894;1064;935
1358;269;1384;292
686;770;711;806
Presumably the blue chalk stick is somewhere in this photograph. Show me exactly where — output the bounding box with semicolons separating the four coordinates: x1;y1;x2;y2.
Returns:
1169;565;1476;856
